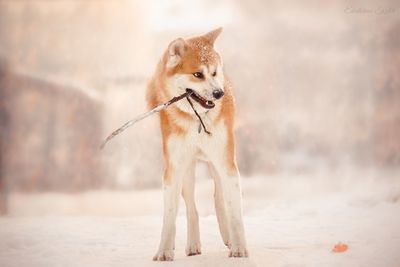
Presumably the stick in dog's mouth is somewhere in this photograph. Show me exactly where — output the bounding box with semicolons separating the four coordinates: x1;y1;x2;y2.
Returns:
186;88;215;109
100;89;215;149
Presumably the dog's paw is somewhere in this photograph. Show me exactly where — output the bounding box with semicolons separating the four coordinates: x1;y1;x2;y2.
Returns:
228;245;248;257
153;249;174;261
186;242;201;256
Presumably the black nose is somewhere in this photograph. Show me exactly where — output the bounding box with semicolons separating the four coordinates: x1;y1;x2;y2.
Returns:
212;89;224;99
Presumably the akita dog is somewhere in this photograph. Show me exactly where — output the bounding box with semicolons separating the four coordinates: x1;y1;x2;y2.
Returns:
147;28;248;261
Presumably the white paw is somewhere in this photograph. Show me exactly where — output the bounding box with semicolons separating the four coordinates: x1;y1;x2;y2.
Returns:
186;242;201;256
153;249;174;261
229;245;248;257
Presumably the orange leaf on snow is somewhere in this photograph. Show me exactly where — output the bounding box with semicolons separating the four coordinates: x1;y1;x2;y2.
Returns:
332;242;348;253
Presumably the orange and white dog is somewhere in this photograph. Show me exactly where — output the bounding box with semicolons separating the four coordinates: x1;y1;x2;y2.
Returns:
147;28;248;261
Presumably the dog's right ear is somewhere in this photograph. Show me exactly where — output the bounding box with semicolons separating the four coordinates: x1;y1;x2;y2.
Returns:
167;38;186;68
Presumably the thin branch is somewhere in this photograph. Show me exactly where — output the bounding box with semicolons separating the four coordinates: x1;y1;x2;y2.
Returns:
186;96;211;135
100;91;192;149
100;88;215;149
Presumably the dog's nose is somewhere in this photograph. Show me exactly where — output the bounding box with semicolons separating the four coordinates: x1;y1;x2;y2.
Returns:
212;89;224;99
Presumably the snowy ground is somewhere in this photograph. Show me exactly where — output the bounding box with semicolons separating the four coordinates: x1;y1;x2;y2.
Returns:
1;171;400;267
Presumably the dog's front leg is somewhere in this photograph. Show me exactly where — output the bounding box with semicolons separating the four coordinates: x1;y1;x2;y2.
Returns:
182;161;201;256
153;168;183;261
153;136;193;261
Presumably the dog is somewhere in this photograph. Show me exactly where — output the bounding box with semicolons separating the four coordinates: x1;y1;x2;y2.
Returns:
146;27;248;261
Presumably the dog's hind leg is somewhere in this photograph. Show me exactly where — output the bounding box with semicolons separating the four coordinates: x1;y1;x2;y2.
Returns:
205;128;248;257
213;162;248;257
214;164;248;257
182;160;201;256
208;163;230;247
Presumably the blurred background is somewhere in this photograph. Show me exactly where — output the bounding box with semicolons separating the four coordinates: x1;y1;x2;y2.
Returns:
0;0;399;215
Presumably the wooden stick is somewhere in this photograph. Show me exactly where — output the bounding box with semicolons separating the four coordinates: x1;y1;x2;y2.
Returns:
186;96;211;135
101;89;215;149
100;91;192;149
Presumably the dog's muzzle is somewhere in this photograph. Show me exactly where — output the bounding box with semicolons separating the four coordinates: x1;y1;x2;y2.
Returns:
186;88;215;109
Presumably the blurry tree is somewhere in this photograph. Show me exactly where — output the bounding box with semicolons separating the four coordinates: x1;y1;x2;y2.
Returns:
0;66;105;192
373;21;400;167
0;61;10;213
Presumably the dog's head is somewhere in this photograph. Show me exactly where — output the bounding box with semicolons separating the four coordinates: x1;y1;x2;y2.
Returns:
164;28;224;112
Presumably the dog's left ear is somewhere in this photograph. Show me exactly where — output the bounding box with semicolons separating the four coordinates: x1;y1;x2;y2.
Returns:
167;38;187;68
203;27;223;46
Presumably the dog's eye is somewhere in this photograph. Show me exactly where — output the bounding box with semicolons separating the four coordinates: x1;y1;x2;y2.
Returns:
193;72;204;79
212;71;217;77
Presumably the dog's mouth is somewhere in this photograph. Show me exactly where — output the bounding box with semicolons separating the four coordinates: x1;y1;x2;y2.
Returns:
186;88;215;109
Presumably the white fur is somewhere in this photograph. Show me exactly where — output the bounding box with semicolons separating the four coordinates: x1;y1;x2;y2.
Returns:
182;160;201;256
153;114;248;260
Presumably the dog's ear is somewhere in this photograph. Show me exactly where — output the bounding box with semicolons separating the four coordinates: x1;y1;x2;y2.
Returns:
203;27;223;46
167;38;186;68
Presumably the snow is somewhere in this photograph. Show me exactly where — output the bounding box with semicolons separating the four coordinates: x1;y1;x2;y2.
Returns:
1;172;400;267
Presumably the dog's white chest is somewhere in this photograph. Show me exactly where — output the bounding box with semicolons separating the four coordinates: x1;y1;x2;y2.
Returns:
185;116;226;162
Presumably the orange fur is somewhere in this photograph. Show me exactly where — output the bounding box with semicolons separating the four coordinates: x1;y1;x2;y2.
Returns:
218;78;238;176
146;29;237;183
167;39;221;76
